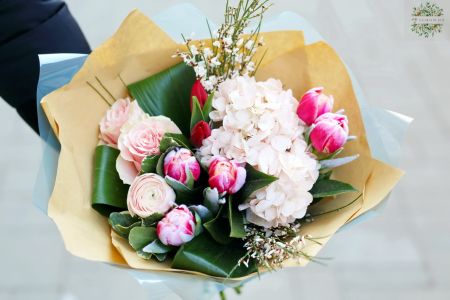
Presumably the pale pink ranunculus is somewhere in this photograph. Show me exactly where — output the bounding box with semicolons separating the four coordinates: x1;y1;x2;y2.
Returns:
157;205;196;246
164;148;200;185
99;98;131;146
296;87;334;126
310;113;349;154
208;156;246;194
116;115;181;184
127;173;175;218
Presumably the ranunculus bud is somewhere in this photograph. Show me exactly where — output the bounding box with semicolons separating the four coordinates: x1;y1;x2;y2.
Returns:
190;80;208;111
157;205;195;246
208;157;246;194
190;120;211;148
310;113;349;154
127;173;175;218
297;87;334;126
163;148;201;185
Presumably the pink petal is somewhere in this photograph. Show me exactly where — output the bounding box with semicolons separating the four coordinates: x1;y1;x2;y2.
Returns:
116;155;138;185
229;166;246;194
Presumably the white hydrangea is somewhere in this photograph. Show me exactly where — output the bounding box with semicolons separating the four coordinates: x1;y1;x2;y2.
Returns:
198;76;320;228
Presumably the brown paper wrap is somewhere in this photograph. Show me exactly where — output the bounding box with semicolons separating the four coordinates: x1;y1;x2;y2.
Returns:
41;10;403;281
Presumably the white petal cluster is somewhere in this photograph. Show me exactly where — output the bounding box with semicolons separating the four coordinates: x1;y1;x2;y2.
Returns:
198;76;319;228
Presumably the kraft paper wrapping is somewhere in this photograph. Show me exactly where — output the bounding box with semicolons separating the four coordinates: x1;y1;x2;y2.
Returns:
41;10;403;281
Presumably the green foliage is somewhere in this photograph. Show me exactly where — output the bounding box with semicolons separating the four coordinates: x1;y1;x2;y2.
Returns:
235;164;278;203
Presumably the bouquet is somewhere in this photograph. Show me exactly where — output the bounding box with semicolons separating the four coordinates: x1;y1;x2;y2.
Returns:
39;0;405;294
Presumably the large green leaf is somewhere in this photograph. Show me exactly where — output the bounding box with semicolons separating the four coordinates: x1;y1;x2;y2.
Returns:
310;179;358;198
172;233;257;278
128;62;196;136
165;176;202;205
235;164;278;203
92;145;129;216
203;205;232;245
129;227;157;251
228;196;246;238
190;97;205;130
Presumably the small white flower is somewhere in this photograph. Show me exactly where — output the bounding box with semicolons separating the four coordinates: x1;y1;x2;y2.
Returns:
245;40;254;50
203;47;213;58
210;56;221;67
223;36;233;47
190;45;199;56
236;38;244;47
213;40;221;48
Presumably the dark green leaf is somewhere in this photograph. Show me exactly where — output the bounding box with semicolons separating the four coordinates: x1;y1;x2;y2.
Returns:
203;205;232;245
172;233;257;278
108;212;140;238
129;227;157;251
154;253;168;262
156;154;165;177
92;145;129;216
193;211;203;236
137;250;152;260
165;176;202;205
318;170;333;181
142;239;173;254
228;196;246;238
140;155;160;174
310;179;358;198
141;213;164;227
159;133;191;153
128;62;196;136
235;164;278;203
190;97;205;130
189;205;214;223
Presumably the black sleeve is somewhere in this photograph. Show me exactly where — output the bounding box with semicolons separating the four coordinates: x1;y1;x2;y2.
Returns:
0;0;91;134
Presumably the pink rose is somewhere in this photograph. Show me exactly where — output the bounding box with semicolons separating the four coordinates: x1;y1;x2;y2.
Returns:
208;156;246;194
99;98;131;146
164;148;201;185
296;87;334;126
190;120;211;148
116;115;181;184
157;205;195;246
127;173;175;218
310;113;349;154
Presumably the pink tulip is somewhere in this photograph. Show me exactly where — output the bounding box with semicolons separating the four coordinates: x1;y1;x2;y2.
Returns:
163;148;201;185
190;80;208;111
157;205;195;246
208;157;246;194
297;87;334;126
310;113;349;154
190;121;211;148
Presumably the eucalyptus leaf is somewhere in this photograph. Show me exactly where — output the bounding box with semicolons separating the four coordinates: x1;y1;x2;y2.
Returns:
128;62;196;136
235;164;278;203
109;212;140;238
172;233;257;278
203;187;220;214
137;250;152;260
190;96;205;130
228;196;246;239
141;213;164;227
142;239;173;254
140;155;160;174
154;253;168;262
320;154;359;170
129;227;157;251
92;145;129;216
189;205;214;223
310;179;358;198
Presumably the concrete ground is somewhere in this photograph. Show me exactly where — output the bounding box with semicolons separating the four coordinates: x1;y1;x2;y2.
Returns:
1;0;449;299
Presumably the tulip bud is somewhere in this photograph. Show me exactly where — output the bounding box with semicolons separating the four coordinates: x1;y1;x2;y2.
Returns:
310;113;349;154
190;121;212;148
164;148;200;185
190;80;208;111
157;205;195;246
297;87;334;126
208;156;246;194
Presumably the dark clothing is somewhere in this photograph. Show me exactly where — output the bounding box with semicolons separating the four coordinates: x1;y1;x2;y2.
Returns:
0;0;90;133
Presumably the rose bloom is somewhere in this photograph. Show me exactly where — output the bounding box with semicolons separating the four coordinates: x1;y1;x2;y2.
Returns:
127;173;175;218
99;97;131;147
164;148;201;185
208;156;246;194
157;205;196;246
116;106;181;184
